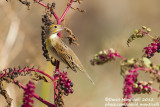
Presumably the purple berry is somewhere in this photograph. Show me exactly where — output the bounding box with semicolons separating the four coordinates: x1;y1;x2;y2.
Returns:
65;87;68;91
11;74;14;79
70;82;73;87
64;92;68;96
70;89;74;93
157;49;160;53
61;85;65;90
67;79;71;83
9;68;13;73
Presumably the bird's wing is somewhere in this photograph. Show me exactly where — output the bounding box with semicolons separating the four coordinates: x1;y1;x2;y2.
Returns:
51;38;95;85
51;38;79;72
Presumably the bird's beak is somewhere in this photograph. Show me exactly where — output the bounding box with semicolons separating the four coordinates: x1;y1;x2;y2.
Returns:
57;26;64;32
60;26;65;30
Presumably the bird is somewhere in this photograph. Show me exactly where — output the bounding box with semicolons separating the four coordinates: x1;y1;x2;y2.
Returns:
45;24;95;85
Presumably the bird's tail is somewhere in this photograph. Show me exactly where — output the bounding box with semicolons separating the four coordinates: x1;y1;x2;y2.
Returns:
83;70;95;85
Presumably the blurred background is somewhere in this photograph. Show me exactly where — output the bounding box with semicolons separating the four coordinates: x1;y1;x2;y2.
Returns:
0;0;160;107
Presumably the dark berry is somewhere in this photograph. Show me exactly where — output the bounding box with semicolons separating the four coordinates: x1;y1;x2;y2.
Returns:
22;1;26;4
26;2;30;6
60;81;64;85
42;46;46;51
70;82;73;87
47;22;51;26
147;56;151;59
157;49;160;53
54;74;59;78
43;15;47;18
64;92;68;96
11;75;14;79
42;18;45;22
51;11;54;14
61;85;65;90
122;105;127;107
41;26;45;30
14;71;18;75
64;87;68;91
41;31;45;35
70;89;74;93
67;79;71;83
9;68;13;73
52;2;55;7
43;53;47;57
42;39;45;44
150;53;154;57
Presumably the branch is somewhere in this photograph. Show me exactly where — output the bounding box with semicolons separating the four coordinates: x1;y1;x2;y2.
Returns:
59;0;74;22
0;67;57;82
34;0;48;7
14;80;56;107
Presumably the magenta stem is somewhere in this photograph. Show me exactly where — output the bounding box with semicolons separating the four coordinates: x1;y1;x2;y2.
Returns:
14;80;56;107
116;54;127;61
34;0;74;104
134;67;160;93
136;67;160;77
152;88;160;93
59;0;74;22
51;9;59;21
54;61;59;102
0;68;56;82
35;0;48;7
52;0;73;102
31;68;56;82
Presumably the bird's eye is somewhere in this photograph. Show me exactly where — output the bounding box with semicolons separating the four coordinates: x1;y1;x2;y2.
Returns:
54;26;57;28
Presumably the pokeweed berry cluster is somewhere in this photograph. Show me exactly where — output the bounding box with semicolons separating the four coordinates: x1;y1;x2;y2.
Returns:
42;14;53;27
123;69;138;104
0;66;57;107
4;0;84;107
21;81;35;107
2;68;19;79
90;48;121;65
91;47;160;107
0;67;31;80
133;81;152;94
127;26;151;46
143;38;160;58
55;71;74;96
41;14;57;65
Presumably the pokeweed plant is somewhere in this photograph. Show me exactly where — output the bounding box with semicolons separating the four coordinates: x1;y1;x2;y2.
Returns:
2;0;85;107
90;26;160;107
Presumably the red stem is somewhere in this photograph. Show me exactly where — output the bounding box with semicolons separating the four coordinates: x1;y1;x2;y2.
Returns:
35;0;74;37
14;80;56;107
0;68;56;82
34;0;74;104
35;0;48;7
59;0;74;22
54;61;60;102
152;88;160;93
53;0;73;102
116;54;127;61
136;67;160;77
134;67;160;93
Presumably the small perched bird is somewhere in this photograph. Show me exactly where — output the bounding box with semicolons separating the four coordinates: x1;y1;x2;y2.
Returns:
46;24;94;85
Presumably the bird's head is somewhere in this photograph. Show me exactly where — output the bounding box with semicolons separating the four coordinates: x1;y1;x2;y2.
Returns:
49;24;64;34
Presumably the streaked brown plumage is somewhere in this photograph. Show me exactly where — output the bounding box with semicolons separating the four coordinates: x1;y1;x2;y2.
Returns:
46;24;94;85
